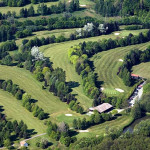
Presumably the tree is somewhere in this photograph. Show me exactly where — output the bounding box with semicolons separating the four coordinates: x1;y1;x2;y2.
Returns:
31;46;45;61
15;89;23;100
73;119;77;129
4;139;11;148
28;5;35;16
131;103;142;120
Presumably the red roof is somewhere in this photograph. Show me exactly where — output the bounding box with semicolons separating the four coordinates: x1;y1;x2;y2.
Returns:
131;74;139;77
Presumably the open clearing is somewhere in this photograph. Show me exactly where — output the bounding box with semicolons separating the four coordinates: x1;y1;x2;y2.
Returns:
91;41;150;97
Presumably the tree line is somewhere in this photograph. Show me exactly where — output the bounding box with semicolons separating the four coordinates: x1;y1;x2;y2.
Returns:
0;108;30;149
0;16;98;42
72;110;112;130
94;0;150;17
0;0;58;7
0;79;47;120
47;121;77;147
68;30;150;105
118;48;150;86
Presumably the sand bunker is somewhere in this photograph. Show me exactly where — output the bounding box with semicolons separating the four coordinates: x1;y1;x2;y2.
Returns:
115;88;124;93
80;5;86;7
114;32;120;35
79;130;89;133
101;87;104;91
65;114;73;116
119;59;123;62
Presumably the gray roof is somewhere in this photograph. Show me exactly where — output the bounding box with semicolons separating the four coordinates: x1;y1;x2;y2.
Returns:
89;103;113;113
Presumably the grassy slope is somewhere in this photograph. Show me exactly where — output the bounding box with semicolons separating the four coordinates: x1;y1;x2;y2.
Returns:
76;114;132;139
133;62;150;79
0;65;86;125
40;29;148;107
0;90;46;134
16;28;78;46
92;42;150;96
0;1;59;15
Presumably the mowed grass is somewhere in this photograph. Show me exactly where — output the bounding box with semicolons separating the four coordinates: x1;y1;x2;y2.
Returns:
133;62;150;79
0;90;46;134
76;114;133;139
0;65;70;115
0;1;60;15
16;28;78;46
92;42;150;96
40;29;148;107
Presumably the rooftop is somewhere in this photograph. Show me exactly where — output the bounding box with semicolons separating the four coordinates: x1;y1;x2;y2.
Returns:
89;103;113;113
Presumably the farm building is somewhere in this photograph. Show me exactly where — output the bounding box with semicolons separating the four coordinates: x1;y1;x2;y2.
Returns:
89;103;113;113
131;74;140;79
20;141;28;147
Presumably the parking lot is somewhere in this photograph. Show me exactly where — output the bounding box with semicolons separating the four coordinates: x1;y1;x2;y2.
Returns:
128;81;146;107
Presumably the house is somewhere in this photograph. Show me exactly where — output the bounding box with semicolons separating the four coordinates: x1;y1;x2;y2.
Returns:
131;74;139;79
20;141;28;147
89;103;113;113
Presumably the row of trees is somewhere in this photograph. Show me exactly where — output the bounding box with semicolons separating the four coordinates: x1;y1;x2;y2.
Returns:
131;81;150;120
47;121;77;147
11;45;84;114
19;0;79;18
94;0;150;17
0;113;30;148
72;111;112;130
119;48;150;86
0;0;58;7
0;80;47;120
68;45;100;99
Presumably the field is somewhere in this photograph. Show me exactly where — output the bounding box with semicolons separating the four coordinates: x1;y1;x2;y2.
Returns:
92;42;150;96
133;62;150;79
39;29;148;105
16;28;78;46
0;1;59;15
0;65;87;128
0;89;46;134
76;114;133;139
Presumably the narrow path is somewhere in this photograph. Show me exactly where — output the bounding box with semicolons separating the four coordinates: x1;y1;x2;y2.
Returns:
24;133;46;142
0;133;47;149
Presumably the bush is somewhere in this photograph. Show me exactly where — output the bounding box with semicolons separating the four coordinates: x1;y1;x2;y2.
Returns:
124;25;142;30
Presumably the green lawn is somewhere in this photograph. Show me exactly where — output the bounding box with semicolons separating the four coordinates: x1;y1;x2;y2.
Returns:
16;28;78;46
40;29;148;107
0;1;59;15
0;90;46;134
92;42;150;97
0;65;87;125
133;62;150;79
76;114;133;139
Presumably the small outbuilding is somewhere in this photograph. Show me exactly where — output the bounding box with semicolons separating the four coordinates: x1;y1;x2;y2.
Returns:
89;103;113;113
131;74;139;79
20;141;28;147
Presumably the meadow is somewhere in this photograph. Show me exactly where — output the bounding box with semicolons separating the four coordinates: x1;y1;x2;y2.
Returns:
92;42;150;96
40;29;148;104
133;62;150;79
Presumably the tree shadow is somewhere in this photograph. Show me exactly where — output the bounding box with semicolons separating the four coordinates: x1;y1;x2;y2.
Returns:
0;106;4;112
69;130;79;137
67;81;80;89
27;129;37;137
30;99;38;103
44;113;50;119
